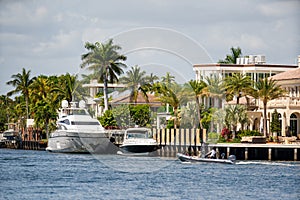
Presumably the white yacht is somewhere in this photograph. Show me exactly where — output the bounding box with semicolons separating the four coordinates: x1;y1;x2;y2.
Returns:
119;127;160;154
46;100;118;154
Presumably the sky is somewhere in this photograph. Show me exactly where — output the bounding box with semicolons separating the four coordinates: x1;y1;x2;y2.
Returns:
0;0;299;95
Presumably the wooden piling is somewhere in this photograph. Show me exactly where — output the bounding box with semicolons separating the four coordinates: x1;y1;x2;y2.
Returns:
268;148;272;161
245;147;248;160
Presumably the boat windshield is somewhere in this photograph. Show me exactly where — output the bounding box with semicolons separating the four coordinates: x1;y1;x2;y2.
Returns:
61;108;88;116
126;130;152;139
127;133;146;139
70;121;100;125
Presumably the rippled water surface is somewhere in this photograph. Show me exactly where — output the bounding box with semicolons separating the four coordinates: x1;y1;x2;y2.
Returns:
0;149;299;200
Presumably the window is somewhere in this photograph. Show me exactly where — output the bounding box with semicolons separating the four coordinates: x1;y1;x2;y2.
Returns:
258;73;264;80
70;121;100;125
290;114;297;137
59;119;70;125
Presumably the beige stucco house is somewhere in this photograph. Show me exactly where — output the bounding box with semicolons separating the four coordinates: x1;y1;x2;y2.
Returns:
267;67;300;137
193;55;300;137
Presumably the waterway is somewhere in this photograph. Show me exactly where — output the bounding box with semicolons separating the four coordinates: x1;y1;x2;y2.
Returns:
0;149;299;200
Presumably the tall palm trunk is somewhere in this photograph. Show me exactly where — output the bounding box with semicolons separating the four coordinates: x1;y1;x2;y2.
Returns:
236;95;240;105
45;120;49;140
174;107;178;129
103;70;109;112
195;96;202;129
263;101;267;137
25;95;29;120
232;127;237;139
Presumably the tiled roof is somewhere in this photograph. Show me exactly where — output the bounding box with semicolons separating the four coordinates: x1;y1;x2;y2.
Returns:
110;92;162;107
226;96;256;105
271;68;300;80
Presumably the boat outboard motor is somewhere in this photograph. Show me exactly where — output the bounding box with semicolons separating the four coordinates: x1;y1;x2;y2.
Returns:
228;155;236;161
221;153;225;159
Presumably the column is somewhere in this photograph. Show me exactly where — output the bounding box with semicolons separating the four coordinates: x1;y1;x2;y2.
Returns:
282;114;286;136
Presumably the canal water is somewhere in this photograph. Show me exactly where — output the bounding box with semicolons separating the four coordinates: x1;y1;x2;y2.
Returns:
0;149;299;200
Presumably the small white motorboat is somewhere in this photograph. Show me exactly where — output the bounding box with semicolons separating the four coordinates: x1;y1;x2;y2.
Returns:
177;153;236;164
119;127;160;154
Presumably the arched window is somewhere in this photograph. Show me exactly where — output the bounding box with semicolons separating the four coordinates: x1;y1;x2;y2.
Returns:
290;114;297;137
253;118;259;131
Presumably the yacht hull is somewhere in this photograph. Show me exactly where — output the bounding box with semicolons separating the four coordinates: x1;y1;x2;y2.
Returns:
46;131;119;154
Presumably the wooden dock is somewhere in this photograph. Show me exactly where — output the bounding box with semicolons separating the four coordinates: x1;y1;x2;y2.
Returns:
21;140;47;150
1;127;299;161
152;128;300;161
110;128;300;161
1;140;47;151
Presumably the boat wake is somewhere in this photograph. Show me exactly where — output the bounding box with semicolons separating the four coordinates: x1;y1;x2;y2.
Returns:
236;161;297;167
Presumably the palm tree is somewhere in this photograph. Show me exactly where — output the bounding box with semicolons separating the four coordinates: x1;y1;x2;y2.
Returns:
204;75;226;133
52;73;82;103
30;75;60;138
205;74;225;108
225;104;247;139
80;39;127;111
0;95;14;131
161;72;175;86
30;75;49;102
188;79;207;129
6;68;36;119
119;65;147;104
145;73;159;84
153;81;182;128
225;73;253;105
32;97;58;139
139;73;159;99
252;78;286;137
218;47;242;64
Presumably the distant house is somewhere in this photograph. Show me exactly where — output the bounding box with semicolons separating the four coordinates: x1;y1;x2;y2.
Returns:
109;92;163;111
193;55;299;136
267;67;300;137
83;79;163;117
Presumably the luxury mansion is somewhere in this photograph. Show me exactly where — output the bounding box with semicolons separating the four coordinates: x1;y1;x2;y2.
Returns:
193;55;300;137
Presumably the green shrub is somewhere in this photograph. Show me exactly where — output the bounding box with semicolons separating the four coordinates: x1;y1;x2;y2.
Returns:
207;132;220;143
208;132;219;139
217;137;227;143
166;120;174;129
98;110;118;129
231;138;241;143
237;130;262;139
129;104;151;127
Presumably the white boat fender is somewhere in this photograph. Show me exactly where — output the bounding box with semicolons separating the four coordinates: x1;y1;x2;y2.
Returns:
228;155;236;161
221;153;226;159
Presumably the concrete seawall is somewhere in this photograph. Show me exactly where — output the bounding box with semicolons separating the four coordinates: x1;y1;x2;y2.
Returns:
157;143;300;161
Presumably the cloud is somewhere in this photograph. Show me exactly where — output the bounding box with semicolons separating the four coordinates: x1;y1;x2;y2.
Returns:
257;0;299;17
0;0;299;95
0;2;48;27
240;34;267;50
33;30;82;57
